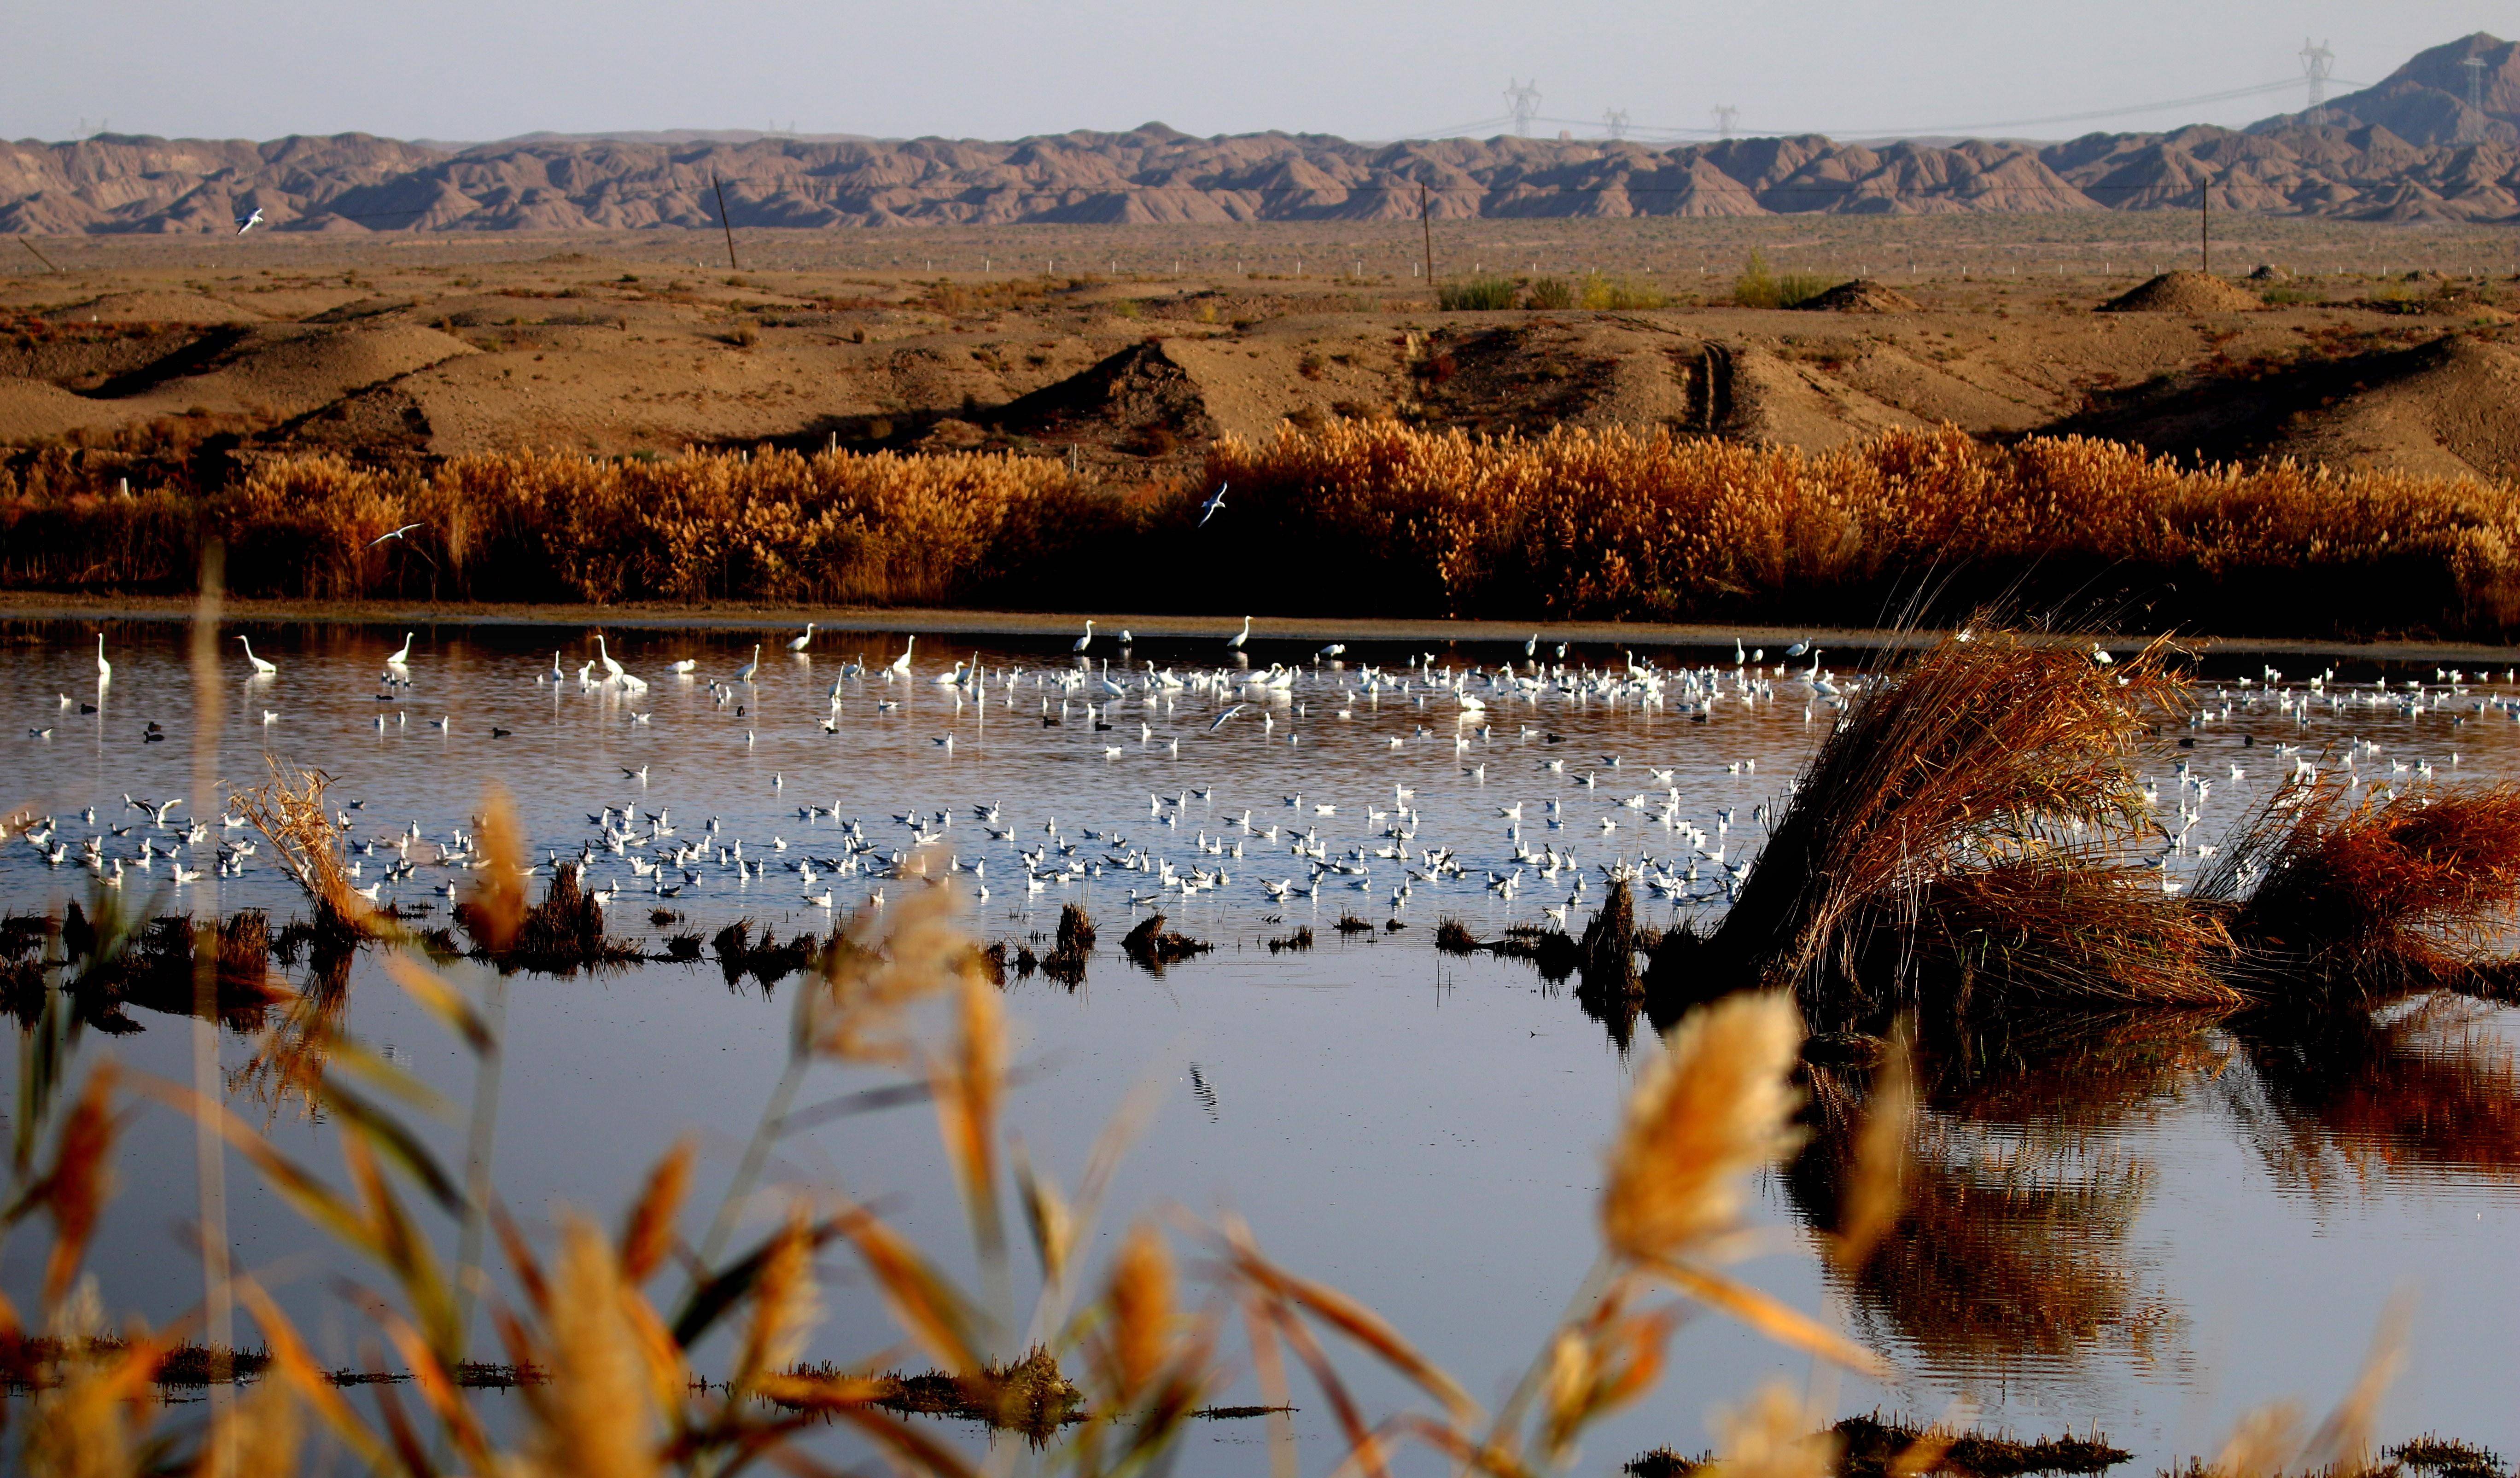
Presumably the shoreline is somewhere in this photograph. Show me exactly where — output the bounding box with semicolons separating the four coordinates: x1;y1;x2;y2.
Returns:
5;593;2520;663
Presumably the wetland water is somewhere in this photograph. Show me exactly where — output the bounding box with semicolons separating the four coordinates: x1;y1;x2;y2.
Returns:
5;619;2520;1470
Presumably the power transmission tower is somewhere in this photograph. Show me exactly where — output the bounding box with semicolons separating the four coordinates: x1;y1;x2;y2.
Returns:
1711;105;1739;139
2299;38;2333;118
2463;56;2488;111
1504;79;1542;136
1603;109;1630;140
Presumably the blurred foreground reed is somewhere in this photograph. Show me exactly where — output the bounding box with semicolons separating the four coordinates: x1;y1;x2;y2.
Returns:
0;793;1909;1477
11;421;2520;637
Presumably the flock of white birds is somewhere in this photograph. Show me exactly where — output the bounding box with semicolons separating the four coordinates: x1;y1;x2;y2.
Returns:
7;624;2508;943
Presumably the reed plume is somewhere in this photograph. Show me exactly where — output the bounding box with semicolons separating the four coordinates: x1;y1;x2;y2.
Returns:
519;1214;664;1478
1601;991;1804;1264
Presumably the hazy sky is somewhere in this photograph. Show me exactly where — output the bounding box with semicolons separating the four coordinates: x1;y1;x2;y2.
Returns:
11;0;2509;145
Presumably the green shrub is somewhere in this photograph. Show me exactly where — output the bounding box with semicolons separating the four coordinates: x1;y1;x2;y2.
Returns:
1438;276;1518;311
1525;276;1576;310
1580;274;1668;310
1733;251;1835;310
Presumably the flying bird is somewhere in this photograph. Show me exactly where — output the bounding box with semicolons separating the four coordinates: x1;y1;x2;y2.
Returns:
368;523;421;547
1197;483;1228;526
1208;704;1247;731
235;207;263;235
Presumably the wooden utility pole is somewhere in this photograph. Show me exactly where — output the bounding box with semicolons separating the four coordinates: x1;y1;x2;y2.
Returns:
1420;181;1435;290
2200;177;2211;275
16;236;61;273
713;172;741;272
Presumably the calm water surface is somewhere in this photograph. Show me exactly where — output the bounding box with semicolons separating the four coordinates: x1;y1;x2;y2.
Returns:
4;620;2518;1472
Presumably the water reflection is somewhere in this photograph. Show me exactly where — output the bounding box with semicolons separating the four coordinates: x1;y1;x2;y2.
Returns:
2223;995;2520;1197
1789;1013;2200;1387
1768;989;2520;1394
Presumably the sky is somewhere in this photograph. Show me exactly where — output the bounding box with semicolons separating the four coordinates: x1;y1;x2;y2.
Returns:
9;0;2509;146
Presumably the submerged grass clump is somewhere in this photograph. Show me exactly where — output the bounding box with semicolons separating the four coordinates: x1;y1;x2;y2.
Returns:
779;1347;1087;1436
1265;925;1314;953
1119;914;1210;974
456;864;642;973
1626;1413;2133;1478
709;917;829;988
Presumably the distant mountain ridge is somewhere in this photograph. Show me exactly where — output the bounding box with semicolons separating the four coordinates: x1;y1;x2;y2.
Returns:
5;35;2517;233
2250;33;2520;146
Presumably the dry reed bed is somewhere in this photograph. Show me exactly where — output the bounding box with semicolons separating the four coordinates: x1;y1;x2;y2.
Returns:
0;445;1112;605
9;422;2520;634
1206;422;2520;634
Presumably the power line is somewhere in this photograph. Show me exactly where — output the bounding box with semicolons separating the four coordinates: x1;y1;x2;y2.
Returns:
1528;74;2375;143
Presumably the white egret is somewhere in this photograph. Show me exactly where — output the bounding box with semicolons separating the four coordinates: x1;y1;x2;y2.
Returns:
888;636;917;676
735;645;762;683
237;635;276;675
386;632;414;666
94;634;111;686
1073;619;1095;653
787;623;816;652
1225;615;1253;650
595;634;625;681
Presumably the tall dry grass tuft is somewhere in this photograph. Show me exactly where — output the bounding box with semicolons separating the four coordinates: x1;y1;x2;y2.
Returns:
1693;630;2202;1010
2215;779;2520;994
234;760;372;940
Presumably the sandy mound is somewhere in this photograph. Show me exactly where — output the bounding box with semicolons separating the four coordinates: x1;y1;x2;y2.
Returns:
42;291;265;325
2274;336;2520;480
123;323;476;419
0;378;139;442
2099;272;2265;314
993;340;1217;452
1794;279;1919;313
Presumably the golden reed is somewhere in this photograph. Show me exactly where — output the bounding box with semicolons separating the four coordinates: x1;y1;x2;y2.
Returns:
5;421;2520;635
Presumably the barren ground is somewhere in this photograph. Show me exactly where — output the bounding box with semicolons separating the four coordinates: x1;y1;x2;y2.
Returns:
7;216;2520;483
